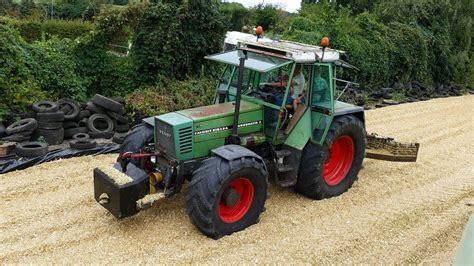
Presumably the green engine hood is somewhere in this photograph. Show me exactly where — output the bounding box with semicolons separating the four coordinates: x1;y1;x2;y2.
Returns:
176;101;260;122
154;101;263;160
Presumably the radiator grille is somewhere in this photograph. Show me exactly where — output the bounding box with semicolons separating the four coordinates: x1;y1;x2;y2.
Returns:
178;126;193;154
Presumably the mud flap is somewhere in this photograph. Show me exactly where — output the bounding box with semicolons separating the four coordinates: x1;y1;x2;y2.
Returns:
366;133;420;162
93;163;149;219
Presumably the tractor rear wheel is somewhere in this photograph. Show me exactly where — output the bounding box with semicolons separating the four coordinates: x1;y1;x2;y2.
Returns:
295;115;365;199
187;156;267;239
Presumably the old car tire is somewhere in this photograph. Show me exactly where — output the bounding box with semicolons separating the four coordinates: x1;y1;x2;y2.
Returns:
6;118;38;135
187;155;268;239
114;122;129;133
88;131;114;139
0;124;5;138
87;114;114;133
70;139;97;150
64;127;87;139
85;102;107;114
113;96;125;104
72;132;90;140
33;128;64;145
36;111;65;122
112;132;127;144
295;115;366;199
57;98;80;121
76;110;91;121
92;94;124;114
63;121;79;129
2;134;31;142
37;121;63;130
15;141;49;157
107;111;128;124
32;101;58;113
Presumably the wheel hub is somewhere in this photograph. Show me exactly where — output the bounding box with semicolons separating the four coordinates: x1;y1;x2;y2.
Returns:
222;187;240;207
218;177;254;223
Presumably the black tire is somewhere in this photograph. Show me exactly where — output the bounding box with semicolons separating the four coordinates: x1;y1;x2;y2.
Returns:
63;121;79;129
36;111;65;122
85;102;107;114
0;124;5;138
32;101;58;113
76;110;91;121
70;139;97;150
64;127;87;139
21;110;36;119
119;123;154;167
78;118;87;128
72;132;90;140
33;128;64;145
2;134;30;142
187;155;268;239
15;141;48;157
15;130;34;137
88;131;114;139
113;96;125;104
107;111;128;124
112;132;127;144
37;121;63;130
87;114;114;133
6;118;37;135
114;122;130;133
57;98;80;121
295;115;366;199
92;94;124;114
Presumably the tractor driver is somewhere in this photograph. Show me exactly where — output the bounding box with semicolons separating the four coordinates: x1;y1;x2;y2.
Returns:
267;64;305;110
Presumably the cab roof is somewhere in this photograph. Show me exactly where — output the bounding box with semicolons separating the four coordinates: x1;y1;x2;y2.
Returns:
223;31;344;64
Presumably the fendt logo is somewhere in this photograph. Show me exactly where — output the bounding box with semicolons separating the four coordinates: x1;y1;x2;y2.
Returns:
159;129;172;138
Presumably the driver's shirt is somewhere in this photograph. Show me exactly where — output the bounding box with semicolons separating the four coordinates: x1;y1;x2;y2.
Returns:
292;73;305;99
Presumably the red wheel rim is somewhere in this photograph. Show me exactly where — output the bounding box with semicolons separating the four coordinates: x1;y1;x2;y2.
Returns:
324;135;355;186
218;177;254;223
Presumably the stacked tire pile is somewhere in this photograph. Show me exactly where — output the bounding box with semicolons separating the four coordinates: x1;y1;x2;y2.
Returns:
338;82;469;109
0;94;130;156
0;118;50;158
370;82;467;107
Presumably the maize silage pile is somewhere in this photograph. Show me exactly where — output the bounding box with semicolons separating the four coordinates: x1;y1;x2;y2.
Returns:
0;95;472;264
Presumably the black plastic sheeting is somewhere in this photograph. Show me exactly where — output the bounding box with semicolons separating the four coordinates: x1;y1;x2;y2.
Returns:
0;143;119;174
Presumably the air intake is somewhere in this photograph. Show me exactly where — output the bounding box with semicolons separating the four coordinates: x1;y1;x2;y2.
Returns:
179;126;193;154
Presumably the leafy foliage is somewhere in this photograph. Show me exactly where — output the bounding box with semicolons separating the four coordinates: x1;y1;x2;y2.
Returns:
131;1;225;84
0;24;45;113
126;76;216;117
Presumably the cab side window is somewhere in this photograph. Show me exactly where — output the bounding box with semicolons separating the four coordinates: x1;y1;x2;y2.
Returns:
311;65;331;106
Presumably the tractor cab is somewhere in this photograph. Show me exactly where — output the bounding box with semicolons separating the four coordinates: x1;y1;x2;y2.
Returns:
206;39;344;146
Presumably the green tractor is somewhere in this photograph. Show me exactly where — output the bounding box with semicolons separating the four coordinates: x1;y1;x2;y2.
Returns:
94;37;419;239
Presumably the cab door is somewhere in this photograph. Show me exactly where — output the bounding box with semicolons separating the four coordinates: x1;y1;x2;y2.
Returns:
309;63;335;145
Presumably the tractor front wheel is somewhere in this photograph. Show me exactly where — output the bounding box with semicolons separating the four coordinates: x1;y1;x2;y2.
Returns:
295;115;365;199
187;156;267;239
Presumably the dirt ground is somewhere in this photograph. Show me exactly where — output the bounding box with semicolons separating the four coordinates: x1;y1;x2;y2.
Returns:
1;95;473;264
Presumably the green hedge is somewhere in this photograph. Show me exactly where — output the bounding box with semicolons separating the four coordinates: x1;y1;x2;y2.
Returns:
283;2;471;89
0;17;94;42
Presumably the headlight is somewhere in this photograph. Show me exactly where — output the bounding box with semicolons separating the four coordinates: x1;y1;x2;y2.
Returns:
150;156;156;164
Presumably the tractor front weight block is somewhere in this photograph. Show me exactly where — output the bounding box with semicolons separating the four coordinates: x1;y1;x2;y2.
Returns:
93;163;149;219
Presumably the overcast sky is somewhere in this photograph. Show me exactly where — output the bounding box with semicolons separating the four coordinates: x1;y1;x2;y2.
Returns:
224;0;302;13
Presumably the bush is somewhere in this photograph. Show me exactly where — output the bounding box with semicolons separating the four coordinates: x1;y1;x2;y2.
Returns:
0;17;94;42
126;77;216;116
31;38;87;100
0;24;46;114
42;19;94;40
131;1;225;84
